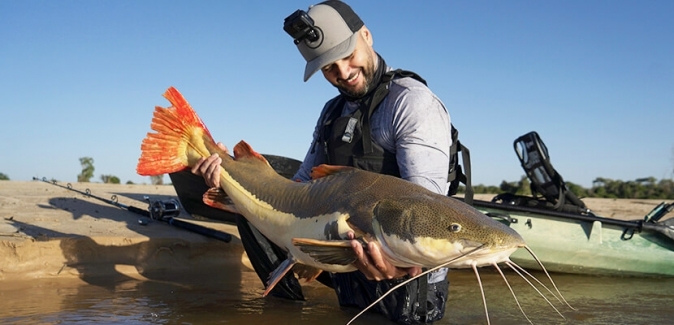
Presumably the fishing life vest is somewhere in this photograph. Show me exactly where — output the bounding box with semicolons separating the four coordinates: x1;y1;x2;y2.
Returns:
318;69;473;204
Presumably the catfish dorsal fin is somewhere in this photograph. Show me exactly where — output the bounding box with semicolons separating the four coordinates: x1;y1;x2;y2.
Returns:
310;164;353;180
233;141;268;164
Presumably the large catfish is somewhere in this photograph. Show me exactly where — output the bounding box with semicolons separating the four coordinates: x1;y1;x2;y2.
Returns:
137;87;571;325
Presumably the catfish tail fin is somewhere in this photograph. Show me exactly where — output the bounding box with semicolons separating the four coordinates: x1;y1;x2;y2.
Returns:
136;86;217;176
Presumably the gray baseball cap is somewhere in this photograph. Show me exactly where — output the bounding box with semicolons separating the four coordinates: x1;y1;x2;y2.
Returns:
289;1;364;81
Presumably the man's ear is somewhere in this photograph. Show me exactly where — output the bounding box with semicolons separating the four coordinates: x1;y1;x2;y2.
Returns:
360;26;373;46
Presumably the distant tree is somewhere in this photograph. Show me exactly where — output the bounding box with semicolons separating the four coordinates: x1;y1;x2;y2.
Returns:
636;177;656;185
497;176;531;195
499;180;519;194
567;181;588;198
658;179;674;199
126;180;135;185
517;176;532;196
465;173;674;200
77;157;95;182
467;184;501;194
100;175;121;184
150;175;164;185
0;172;9;180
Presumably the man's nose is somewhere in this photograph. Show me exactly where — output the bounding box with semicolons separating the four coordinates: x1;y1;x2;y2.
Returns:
334;60;351;80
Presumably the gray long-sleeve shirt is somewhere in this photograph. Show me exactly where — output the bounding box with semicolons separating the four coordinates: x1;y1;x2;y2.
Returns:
293;71;452;195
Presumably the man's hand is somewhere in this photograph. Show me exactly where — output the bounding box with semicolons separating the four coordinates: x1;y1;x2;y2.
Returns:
191;142;228;188
348;232;422;281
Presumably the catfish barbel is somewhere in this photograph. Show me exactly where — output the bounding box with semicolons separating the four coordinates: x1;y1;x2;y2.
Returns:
136;87;573;324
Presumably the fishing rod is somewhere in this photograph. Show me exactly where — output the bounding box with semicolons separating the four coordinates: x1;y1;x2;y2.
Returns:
33;177;232;243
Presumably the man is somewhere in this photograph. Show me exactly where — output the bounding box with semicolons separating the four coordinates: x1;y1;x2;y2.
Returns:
193;1;451;323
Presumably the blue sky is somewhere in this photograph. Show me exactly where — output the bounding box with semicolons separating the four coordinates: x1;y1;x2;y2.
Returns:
1;0;672;187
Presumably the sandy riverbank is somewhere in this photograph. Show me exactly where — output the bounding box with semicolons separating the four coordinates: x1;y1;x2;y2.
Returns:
0;181;248;284
0;180;668;283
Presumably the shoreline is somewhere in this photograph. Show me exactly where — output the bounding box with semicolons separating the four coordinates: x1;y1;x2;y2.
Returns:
1;180;669;283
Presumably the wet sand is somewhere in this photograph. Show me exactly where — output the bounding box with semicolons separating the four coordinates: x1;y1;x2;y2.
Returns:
1;180;673;324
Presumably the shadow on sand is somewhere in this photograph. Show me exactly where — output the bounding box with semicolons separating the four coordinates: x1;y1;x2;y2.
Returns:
13;191;246;293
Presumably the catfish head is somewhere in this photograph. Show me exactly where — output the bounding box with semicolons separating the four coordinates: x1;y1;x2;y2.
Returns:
370;194;526;269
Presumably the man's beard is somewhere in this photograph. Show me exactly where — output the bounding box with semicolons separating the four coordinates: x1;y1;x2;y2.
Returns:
334;53;376;98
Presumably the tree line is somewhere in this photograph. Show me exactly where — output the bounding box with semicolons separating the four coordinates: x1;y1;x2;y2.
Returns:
469;176;674;200
1;156;673;199
76;156;164;185
0;157;164;185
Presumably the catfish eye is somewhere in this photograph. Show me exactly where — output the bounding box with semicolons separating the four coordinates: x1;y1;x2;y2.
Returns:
448;223;462;233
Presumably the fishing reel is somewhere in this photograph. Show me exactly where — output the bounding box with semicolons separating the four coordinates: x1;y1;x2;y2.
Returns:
144;196;181;221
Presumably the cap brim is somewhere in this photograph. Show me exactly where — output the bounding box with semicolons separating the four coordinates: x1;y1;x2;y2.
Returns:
303;32;359;82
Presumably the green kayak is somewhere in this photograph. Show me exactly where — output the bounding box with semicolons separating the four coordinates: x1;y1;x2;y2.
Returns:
473;198;674;277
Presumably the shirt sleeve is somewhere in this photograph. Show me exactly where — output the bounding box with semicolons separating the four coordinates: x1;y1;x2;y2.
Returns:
375;80;452;195
292;133;325;182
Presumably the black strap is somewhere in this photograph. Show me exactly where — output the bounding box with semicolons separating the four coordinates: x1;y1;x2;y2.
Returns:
417;269;429;317
313;96;344;158
362;69;425;154
459;142;473;205
235;215;306;300
447;128;473;204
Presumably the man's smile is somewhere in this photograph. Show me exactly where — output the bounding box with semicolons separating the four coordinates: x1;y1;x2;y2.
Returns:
341;70;361;85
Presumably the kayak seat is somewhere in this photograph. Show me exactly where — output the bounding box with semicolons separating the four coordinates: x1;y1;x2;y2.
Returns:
492;131;589;215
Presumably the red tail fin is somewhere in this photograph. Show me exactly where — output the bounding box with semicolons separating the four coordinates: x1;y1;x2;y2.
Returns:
136;87;215;176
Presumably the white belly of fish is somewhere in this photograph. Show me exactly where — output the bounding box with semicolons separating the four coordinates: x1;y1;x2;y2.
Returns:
252;209;357;273
221;177;357;272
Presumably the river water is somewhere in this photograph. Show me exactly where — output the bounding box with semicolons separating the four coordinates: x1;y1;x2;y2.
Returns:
2;263;673;325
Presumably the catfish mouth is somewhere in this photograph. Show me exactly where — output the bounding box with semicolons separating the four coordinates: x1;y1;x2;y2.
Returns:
463;246;519;267
376;234;518;269
440;239;521;268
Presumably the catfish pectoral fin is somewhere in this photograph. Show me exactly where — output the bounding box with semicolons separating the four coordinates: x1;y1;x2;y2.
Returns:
292;238;358;266
264;257;297;297
202;188;239;214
